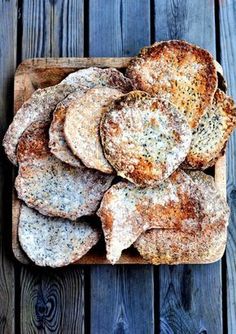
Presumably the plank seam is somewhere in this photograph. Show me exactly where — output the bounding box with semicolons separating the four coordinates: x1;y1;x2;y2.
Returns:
16;0;23;65
215;1;228;333
150;0;155;44
84;0;89;57
84;266;91;334
215;0;221;62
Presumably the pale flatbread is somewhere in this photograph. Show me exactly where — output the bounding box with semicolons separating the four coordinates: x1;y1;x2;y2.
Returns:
100;91;192;187
48;67;132;167
127;40;218;128
19;204;101;267
64;87;122;173
49;89;86;167
15;121;114;220
61;67;133;93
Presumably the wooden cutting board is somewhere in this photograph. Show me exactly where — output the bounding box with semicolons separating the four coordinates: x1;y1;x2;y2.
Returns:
12;58;226;265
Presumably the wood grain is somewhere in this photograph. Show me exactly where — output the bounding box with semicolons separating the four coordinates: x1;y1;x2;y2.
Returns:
19;1;85;333
89;0;151;57
154;1;223;333
0;1;17;333
20;267;84;333
22;0;84;58
89;1;155;333
219;1;236;332
91;266;154;334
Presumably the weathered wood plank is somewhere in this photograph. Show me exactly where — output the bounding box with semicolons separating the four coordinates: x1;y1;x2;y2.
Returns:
91;266;154;334
22;0;84;58
20;1;85;333
219;1;236;332
89;1;154;333
20;267;84;333
154;0;215;47
0;0;17;333
154;1;223;333
89;0;151;57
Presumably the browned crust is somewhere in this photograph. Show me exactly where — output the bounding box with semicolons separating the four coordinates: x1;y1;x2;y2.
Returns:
126;40;218;128
134;226;227;265
17;121;50;163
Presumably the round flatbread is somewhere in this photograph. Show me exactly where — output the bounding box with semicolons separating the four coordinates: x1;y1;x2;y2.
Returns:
19;204;101;267
97;170;226;264
184;89;236;169
61;67;133;93
100;91;192;187
15;121;114;220
49;89;87;167
3;83;78;165
64;87;122;173
126;40;218;128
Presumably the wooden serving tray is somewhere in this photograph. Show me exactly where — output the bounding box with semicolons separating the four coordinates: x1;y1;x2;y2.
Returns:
12;58;226;265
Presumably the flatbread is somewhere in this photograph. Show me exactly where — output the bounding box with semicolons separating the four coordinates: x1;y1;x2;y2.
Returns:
97;170;224;264
134;171;229;265
19;204;101;267
64;87;122;173
48;68;132;167
184;89;236;169
61;67;133;93
3;83;77;165
100;91;192;187
126;40;218;128
186;171;229;220
133;226;227;265
49;89;87;167
4;67;132;166
15;121;114;220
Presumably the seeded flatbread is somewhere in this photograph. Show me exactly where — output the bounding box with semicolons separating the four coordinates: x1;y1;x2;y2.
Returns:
61;67;133;93
100;91;192;187
19;204;101;267
3;83;78;165
97;170;224;264
134;170;229;265
184;89;236;169
49;89;87;167
126;40;218;128
64;87;122;173
15;121;114;220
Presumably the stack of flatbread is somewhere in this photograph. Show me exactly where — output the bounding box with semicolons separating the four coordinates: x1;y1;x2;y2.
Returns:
3;40;235;267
